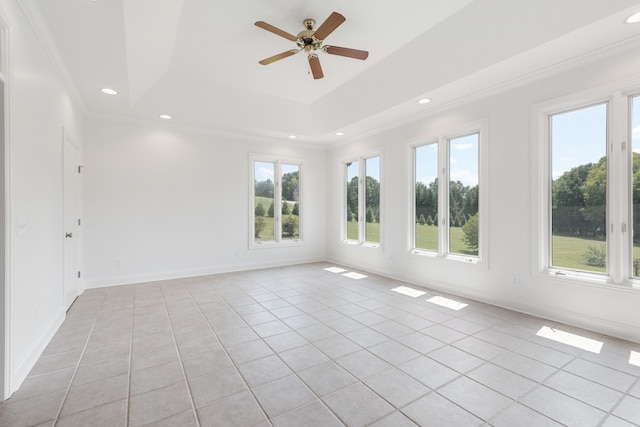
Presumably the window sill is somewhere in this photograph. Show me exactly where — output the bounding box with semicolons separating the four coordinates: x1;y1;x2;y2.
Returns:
251;240;304;249
541;269;640;293
411;249;483;266
342;240;381;249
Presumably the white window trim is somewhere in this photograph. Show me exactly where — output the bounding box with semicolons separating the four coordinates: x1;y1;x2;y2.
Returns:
407;119;489;268
341;148;383;248
249;153;304;249
531;82;640;287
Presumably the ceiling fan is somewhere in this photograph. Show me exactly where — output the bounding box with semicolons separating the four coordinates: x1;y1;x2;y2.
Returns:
255;11;369;79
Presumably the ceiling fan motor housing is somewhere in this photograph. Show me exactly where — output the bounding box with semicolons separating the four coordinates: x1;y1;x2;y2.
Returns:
297;19;322;52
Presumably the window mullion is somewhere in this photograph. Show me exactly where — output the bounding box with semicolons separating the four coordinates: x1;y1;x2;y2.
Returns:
274;161;283;242
359;158;366;243
439;137;449;256
610;92;629;282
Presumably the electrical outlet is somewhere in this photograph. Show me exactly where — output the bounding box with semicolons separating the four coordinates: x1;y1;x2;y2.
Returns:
235;249;241;257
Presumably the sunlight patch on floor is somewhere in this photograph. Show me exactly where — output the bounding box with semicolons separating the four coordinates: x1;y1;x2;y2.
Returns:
536;326;603;354
630;351;640;367
391;286;427;298
324;266;347;273
427;296;468;311
342;272;368;280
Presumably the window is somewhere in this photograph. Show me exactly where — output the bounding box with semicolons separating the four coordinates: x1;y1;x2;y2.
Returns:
535;88;640;285
344;154;381;246
412;128;483;261
550;103;608;274
251;156;301;247
365;157;381;244
449;134;479;256
631;95;640;278
346;161;359;241
414;143;439;251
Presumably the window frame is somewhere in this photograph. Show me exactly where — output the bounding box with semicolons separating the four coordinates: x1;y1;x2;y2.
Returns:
249;153;303;249
532;85;640;287
342;150;383;248
409;119;488;266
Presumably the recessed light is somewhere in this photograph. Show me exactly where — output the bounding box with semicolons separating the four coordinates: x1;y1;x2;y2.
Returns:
418;98;431;105
100;88;118;95
159;114;172;120
626;11;640;23
336;132;344;136
288;135;297;139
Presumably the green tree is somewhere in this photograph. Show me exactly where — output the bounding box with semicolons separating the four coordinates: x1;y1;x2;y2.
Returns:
582;156;606;237
418;214;426;225
292;202;299;216
267;201;274;217
254;216;266;238
462;213;479;249
282;171;299;201
347;176;359;219
282;201;291;215
633;152;640;243
366;207;375;223
282;215;298;237
366;176;380;218
255;179;274;198
255;202;266;217
426;214;434;226
552;163;592;235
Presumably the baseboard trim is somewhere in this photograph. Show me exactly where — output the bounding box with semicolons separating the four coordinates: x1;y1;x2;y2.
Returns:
85;257;326;289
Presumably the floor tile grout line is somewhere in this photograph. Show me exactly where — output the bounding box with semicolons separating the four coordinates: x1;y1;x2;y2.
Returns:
201;278;353;425
226;278;442;425
50;299;102;426
182;278;272;425
158;282;202;427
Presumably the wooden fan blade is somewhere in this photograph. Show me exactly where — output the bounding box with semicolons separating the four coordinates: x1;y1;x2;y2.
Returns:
259;50;299;65
312;11;345;41
324;45;369;60
254;21;298;42
308;54;324;79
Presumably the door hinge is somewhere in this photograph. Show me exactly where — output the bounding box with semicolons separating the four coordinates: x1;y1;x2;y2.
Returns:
77;271;81;279
622;141;627;151
77;165;84;174
78;218;81;226
622;222;627;233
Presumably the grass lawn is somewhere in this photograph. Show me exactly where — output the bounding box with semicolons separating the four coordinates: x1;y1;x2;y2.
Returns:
346;222;381;243
347;222;477;255
549;233;640;274
254;196;299;241
414;224;477;255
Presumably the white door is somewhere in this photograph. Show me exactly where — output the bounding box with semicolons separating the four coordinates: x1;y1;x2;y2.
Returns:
63;134;81;311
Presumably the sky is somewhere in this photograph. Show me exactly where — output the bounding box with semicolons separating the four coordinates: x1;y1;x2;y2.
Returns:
551;98;640;179
255;161;298;182
551;103;607;179
415;133;479;187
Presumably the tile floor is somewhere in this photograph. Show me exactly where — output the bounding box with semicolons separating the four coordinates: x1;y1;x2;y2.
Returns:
1;262;639;426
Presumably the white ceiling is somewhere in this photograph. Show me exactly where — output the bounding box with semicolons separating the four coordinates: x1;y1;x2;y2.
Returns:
20;0;640;143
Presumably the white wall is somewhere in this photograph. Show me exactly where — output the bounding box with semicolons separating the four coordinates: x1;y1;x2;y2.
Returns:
326;46;640;344
83;119;326;288
3;0;84;396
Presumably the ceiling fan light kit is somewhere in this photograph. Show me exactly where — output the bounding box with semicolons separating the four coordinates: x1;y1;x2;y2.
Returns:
255;11;369;79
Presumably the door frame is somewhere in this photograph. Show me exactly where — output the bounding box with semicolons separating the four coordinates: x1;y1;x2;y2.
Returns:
0;8;10;401
62;129;82;311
